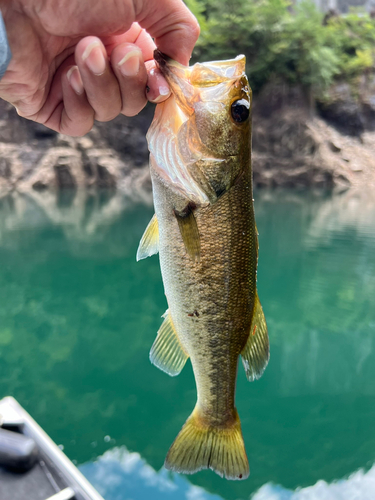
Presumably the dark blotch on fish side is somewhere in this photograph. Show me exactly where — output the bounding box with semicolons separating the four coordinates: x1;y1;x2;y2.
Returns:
188;310;200;317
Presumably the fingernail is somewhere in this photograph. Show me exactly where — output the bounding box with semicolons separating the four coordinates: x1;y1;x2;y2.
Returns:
118;50;141;76
82;41;106;75
67;66;84;95
159;86;170;96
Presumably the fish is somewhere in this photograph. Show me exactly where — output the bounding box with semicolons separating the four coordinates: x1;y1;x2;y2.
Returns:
137;50;269;481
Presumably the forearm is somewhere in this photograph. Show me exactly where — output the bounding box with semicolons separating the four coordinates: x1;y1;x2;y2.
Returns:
0;10;11;79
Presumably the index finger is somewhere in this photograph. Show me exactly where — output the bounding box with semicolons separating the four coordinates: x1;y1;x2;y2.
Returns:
136;0;200;65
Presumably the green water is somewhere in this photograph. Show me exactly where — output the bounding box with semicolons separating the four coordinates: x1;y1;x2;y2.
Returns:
0;189;374;499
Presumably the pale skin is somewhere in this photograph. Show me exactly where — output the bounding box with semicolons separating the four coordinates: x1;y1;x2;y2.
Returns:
0;0;200;136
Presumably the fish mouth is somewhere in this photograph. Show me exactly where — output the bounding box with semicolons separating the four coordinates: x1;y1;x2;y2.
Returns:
154;50;188;82
154;50;246;84
153;50;176;72
154;50;195;116
154;50;247;115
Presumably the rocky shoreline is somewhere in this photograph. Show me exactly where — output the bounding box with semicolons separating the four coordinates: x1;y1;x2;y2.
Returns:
1;84;375;199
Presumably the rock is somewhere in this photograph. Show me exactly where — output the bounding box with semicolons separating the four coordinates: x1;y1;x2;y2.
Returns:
316;84;365;137
54;163;77;189
0;157;11;178
0;99;151;196
328;141;341;153
94;109;153;166
32;180;49;191
32;123;57;140
1;80;375;195
361;94;375;129
316;77;375;136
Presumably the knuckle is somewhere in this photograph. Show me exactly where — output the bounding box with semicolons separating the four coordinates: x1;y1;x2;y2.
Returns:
189;17;201;40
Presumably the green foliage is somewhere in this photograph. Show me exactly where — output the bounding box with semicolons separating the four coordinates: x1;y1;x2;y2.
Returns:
325;11;375;78
187;0;375;95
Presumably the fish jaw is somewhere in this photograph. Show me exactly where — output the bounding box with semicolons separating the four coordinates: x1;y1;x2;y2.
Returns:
154;50;246;109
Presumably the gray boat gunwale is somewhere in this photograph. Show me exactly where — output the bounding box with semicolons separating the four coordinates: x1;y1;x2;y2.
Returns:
0;396;105;500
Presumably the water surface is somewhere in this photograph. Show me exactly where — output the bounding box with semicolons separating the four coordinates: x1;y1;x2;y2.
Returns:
0;188;374;499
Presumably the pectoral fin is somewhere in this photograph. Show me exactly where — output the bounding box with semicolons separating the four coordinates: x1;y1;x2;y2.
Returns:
136;214;159;261
150;309;189;376
241;293;269;381
175;207;200;262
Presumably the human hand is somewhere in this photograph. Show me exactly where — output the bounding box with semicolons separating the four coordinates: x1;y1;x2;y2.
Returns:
0;0;199;136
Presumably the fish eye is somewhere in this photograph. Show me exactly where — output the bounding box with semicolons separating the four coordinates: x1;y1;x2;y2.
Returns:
231;99;250;123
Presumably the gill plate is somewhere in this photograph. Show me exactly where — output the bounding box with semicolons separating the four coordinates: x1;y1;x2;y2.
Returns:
147;99;210;206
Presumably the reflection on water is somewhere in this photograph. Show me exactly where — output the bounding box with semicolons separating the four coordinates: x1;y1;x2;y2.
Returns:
0;188;374;500
80;446;375;500
80;447;223;500
0;188;153;246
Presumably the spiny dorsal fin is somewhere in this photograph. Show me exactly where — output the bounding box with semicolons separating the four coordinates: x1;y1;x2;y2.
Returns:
175;207;200;262
241;292;269;381
150;309;189;376
136;214;159;261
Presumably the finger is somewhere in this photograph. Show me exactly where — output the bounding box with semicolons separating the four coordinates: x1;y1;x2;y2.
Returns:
75;36;122;122
137;0;200;65
33;57;95;136
132;25;156;62
111;43;148;116
59;66;95;136
132;28;171;103
146;62;171;103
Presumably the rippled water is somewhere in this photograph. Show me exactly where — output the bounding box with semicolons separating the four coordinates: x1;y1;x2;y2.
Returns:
0;188;374;500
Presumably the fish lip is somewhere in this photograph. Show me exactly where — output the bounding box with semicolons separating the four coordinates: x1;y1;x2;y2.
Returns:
153;49;185;84
153;50;195;116
154;50;183;74
154;50;172;69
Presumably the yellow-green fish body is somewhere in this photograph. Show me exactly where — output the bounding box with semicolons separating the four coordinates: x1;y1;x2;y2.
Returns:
137;52;269;480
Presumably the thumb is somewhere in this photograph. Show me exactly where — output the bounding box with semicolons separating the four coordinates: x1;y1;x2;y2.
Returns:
136;0;200;65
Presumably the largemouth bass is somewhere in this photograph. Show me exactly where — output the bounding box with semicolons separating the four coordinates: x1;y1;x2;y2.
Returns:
137;51;269;480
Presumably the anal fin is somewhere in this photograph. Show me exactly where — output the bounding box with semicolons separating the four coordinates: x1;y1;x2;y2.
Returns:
136;214;159;261
241;292;269;381
150;309;189;376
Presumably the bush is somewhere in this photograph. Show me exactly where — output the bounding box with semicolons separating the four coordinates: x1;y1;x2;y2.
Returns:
186;0;375;96
325;11;375;79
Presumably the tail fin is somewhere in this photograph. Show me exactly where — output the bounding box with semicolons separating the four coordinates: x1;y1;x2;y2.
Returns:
164;407;249;480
